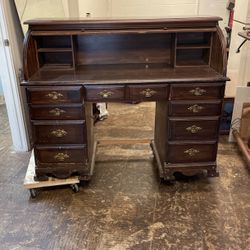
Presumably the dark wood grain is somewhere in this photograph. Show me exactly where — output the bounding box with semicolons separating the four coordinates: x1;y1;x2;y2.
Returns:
167;141;217;163
127;84;169;101
84;85;125;102
22;17;228;181
22;64;228;85
26;86;83;104
29;104;85;120
168;117;220;140
32;121;86;144
35;145;88;165
170;83;225;100
169;100;222;117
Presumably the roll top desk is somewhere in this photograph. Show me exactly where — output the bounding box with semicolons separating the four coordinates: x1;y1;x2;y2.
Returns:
22;17;229;181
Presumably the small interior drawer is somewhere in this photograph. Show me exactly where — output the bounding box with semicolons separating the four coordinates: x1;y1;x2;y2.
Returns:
128;84;168;101
32;121;86;144
26;86;83;104
35;145;87;165
167;141;217;163
84;85;125;101
29;104;85;120
168;117;220;140
169;100;222;116
170;83;225;100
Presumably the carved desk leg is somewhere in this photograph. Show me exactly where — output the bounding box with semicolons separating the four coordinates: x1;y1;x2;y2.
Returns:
207;166;219;177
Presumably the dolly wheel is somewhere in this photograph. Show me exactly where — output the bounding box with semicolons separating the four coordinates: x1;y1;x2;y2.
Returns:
71;184;79;193
30;189;37;198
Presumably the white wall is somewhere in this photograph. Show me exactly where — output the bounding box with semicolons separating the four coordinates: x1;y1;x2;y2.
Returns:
15;0;78;32
226;0;250;97
107;0;228;28
77;0;229;27
108;0;198;17
78;0;108;17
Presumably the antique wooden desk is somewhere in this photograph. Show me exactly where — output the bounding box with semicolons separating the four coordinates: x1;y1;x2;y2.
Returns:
21;17;229;181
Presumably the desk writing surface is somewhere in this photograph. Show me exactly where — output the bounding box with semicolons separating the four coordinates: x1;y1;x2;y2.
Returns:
27;64;227;84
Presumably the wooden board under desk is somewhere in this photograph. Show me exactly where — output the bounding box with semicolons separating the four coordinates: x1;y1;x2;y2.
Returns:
21;17;229;182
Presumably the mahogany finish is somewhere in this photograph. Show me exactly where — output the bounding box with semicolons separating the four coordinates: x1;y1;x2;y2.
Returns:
29;104;85;120
169;100;222;117
168;117;220;140
32;121;86;144
167;141;217;163
22;17;229;181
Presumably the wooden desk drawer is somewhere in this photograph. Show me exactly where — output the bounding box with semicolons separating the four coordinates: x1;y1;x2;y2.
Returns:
32;121;86;144
169;100;222;116
85;85;125;101
30;104;85;120
170;83;225;100
167;141;217;163
35;145;87;165
128;84;168;101
26;86;83;104
168;117;220;140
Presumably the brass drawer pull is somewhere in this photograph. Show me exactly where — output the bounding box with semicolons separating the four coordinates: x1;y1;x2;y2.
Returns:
186;125;202;134
189;87;206;96
49;108;66;116
51;129;67;137
54;153;69;161
46;91;63;100
99;90;114;98
184;148;200;157
140;88;157;98
187;104;204;113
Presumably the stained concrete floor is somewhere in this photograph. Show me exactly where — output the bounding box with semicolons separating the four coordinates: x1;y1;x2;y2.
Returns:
0;102;249;250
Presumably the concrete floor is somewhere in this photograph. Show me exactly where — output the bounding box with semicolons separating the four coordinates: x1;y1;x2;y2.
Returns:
0;103;249;250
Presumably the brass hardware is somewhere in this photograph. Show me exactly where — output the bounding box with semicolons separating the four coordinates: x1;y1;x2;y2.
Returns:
187;104;204;113
54;153;69;161
99;90;114;98
140;88;157;98
49;108;66;116
184;148;200;157
189;87;206;96
46;91;63;100
51;129;67;137
186;125;202;134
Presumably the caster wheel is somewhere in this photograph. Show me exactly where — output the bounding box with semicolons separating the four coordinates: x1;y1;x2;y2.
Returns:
71;184;79;193
29;189;37;198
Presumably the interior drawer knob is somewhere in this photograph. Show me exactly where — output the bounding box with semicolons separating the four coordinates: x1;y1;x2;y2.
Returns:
46;91;64;100
54;153;69;161
187;104;204;113
186;125;202;134
184;148;200;156
99;90;114;98
140;88;157;98
189;87;206;96
51;129;67;137
49;108;66;116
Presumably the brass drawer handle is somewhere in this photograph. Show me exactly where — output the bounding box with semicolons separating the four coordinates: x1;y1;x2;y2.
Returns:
46;91;63;100
51;129;67;137
54;153;69;161
186;125;202;134
140;88;157;98
187;104;204;113
184;148;200;157
49;108;66;116
99;90;114;98
189;87;206;96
